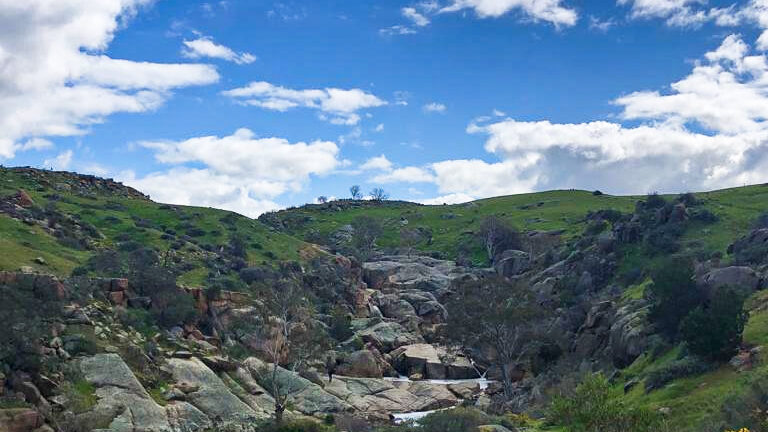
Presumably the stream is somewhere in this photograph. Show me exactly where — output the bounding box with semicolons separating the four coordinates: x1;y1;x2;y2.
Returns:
385;376;494;424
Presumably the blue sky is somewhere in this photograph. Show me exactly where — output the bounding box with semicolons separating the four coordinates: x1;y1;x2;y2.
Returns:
3;0;768;216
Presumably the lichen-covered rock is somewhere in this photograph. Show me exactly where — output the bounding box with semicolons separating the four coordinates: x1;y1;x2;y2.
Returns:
79;354;171;432
699;266;762;298
336;350;383;378
167;357;269;423
354;321;422;353
494;250;531;278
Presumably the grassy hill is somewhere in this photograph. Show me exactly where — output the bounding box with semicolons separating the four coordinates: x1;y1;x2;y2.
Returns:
262;184;768;265
0;167;308;284
4;167;768;431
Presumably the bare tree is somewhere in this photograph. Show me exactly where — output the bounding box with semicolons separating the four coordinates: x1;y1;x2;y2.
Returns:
478;216;521;262
351;215;383;260
317;196;328;204
369;187;389;201
249;279;328;425
444;276;542;400
350;185;362;200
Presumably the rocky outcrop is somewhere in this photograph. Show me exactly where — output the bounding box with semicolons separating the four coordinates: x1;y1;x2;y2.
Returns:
392;344;476;380
0;408;45;432
354;321;422;353
244;358;351;416
609;300;650;368
323;376;458;421
336;350;384;378
699;266;763;298
166;357;270;423
494;250;531;278
79;354;171;432
363;255;472;294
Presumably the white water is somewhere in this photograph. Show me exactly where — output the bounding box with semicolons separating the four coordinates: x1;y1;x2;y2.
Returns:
391;406;456;424
385;376;495;423
383;376;494;390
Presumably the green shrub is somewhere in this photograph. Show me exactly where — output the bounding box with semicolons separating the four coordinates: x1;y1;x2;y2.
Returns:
680;287;748;362
263;419;335;432
417;407;492;432
549;373;668;432
644;356;713;392
648;258;702;339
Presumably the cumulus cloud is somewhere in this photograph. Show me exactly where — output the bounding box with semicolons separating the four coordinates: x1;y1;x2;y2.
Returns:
222;81;386;125
182;36;256;64
125;128;341;217
383;34;768;203
372;166;436;183
440;0;579;26
402;7;431;26
360;155;393;171
0;0;219;160
43;150;74;171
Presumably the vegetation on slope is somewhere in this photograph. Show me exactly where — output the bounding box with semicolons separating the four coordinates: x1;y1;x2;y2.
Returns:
0;167;308;284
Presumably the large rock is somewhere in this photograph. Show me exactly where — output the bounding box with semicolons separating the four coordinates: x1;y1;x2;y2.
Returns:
495;250;531;278
244;358;351;416
336;350;383;378
0;408;44;432
363;255;469;294
393;344;476;379
355;321;422;353
699;266;762;298
79;354;171;432
609;300;650;368
323;377;457;421
167;357;269;424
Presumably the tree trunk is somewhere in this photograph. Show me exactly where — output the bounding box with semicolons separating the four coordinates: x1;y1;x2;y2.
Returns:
500;363;514;400
275;403;285;425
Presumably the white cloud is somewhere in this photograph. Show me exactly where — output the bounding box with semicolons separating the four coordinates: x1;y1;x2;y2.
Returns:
423;102;447;113
374;123;385;132
589;16;617;32
222;81;386;125
0;0;219;160
402;7;431;26
182;36;256;64
372;166;436;183
124;168;283;218
126;128;341;217
43;150;73;171
419;193;477;205
617;0;742;27
385;35;768;203
440;0;579;26
360;155;393;171
380;25;419;36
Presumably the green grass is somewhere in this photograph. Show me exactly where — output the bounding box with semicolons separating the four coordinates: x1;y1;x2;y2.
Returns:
0;214;88;274
612;289;768;431
267;190;639;265
0;167;310;283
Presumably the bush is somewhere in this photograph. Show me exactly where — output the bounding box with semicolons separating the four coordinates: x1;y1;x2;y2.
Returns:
680;287;748;362
262;418;335;432
648;258;703;339
549;373;668;432
644;356;713;392
329;307;353;342
418;407;492;432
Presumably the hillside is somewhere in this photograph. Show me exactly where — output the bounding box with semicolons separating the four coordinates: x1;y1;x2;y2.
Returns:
0;167;309;284
3;168;768;432
261;184;768;265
